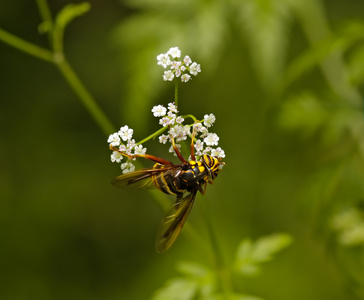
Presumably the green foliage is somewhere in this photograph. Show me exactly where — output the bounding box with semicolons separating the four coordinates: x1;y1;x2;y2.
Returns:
233;0;293;89
153;234;292;300
281;20;364;93
1;0;364;299
152;262;212;300
234;234;293;276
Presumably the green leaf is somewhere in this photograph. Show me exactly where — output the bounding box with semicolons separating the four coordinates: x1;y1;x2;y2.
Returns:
151;278;198;300
176;261;216;297
234;233;293;276
176;261;210;277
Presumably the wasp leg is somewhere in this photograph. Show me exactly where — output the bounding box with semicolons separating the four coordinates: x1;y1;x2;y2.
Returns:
169;133;187;163
198;182;208;195
109;145;173;165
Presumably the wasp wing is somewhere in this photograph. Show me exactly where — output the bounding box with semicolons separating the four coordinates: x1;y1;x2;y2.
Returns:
156;191;197;253
112;168;159;189
111;165;182;190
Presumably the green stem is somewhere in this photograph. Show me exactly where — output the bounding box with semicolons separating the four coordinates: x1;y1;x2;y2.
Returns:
200;196;233;299
136;126;168;145
0;28;53;63
56;57;115;135
36;0;54;44
174;80;179;107
136;115;199;146
182;114;198;123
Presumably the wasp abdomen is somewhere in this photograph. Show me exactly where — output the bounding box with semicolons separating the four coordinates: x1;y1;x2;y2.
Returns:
152;163;184;195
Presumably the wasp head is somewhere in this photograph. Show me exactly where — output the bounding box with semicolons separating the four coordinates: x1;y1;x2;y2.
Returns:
201;154;224;181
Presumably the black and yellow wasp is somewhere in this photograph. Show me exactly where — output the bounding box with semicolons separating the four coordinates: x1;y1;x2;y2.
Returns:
110;129;224;253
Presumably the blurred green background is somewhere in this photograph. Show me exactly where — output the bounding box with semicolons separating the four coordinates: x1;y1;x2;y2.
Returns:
1;0;364;299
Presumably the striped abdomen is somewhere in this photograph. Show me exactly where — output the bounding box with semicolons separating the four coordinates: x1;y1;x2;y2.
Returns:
152;159;213;196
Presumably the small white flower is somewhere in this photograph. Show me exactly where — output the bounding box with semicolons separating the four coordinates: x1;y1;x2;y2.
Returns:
183;125;191;137
171;61;182;69
169;125;182;138
163;70;174;81
134;144;147;155
111;151;123;163
203;146;212;155
168;102;178;113
194;139;204;151
183;55;192;66
107;132;120;147
159;116;171;127
119;144;127;152
167;111;176;118
211;147;225;158
126;139;136;150
167;47;181;58
152;105;167;117
181;74;191;82
159;134;169;144
118;125;133;142
121;161;135;174
189;62;201;76
169;125;190;142
203;113;216;128
204;133;219;146
193;123;208;134
157;53;171;68
175;68;182;77
176;116;184;124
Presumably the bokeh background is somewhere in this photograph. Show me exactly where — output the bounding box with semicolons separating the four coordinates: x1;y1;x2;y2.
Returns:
1;0;364;299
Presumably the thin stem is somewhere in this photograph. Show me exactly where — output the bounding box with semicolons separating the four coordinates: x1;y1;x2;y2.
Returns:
136;126;168;145
0;28;53;63
200;196;233;299
136;115;198;146
182;114;198;123
36;0;54;44
56;57;115;135
174;80;179;107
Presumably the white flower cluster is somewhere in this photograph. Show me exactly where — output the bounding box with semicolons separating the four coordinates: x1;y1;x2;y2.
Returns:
107;125;147;174
157;47;201;83
152;103;225;159
108;103;225;173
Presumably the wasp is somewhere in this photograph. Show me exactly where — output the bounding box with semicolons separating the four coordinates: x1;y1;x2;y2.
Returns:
110;127;224;253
